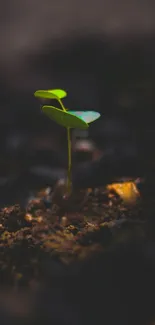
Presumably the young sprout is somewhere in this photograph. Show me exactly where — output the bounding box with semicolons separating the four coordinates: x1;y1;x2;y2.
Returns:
34;88;101;194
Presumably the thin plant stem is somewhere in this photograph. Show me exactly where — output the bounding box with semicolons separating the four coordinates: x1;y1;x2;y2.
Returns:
58;99;66;112
58;98;72;193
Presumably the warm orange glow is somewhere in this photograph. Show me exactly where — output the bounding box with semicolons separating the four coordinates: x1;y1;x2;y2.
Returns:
107;181;140;204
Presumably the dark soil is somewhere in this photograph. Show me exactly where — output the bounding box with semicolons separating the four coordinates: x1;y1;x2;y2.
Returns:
0;181;155;325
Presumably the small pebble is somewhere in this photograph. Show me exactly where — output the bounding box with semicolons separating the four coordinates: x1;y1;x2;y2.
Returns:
37;216;43;223
25;214;33;222
61;216;69;227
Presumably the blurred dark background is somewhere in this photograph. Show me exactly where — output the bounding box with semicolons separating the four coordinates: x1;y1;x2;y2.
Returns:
0;0;155;206
1;3;155;325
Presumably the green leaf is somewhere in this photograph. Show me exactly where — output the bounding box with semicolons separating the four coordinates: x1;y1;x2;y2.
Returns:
48;89;67;99
68;111;101;123
34;90;58;99
42;105;89;129
34;89;67;100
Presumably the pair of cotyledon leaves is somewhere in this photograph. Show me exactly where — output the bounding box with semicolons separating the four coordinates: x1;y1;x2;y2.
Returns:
34;89;100;129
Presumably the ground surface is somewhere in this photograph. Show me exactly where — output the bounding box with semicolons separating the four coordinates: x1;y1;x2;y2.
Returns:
0;182;142;285
0;181;155;325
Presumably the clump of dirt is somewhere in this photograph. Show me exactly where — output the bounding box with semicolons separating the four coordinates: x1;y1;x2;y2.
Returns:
0;180;155;325
0;180;153;288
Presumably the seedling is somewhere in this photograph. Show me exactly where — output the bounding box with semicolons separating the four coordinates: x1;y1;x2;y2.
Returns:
34;89;101;194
